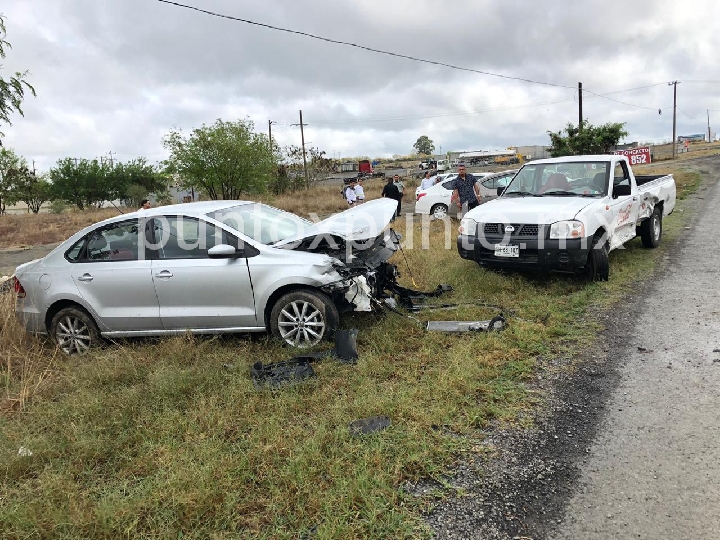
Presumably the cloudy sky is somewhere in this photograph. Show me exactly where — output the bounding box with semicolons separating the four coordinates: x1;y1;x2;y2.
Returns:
2;0;720;171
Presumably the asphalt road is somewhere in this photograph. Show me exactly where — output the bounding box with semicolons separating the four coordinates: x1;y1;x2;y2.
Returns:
422;154;720;539
552;160;720;538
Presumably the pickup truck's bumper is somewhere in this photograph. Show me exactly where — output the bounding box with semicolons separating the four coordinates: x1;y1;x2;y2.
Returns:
457;233;593;272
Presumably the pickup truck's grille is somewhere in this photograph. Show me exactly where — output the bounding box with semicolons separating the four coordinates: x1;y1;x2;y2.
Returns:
482;223;541;237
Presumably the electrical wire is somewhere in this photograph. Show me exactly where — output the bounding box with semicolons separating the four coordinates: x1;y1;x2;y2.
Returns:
156;0;574;89
677;107;701;120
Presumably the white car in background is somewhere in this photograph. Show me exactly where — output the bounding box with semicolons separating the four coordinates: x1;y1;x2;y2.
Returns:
414;172;457;198
476;170;518;200
414;172;493;219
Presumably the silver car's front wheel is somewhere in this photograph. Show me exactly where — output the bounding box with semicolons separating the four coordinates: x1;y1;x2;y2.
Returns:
50;307;100;355
270;290;339;348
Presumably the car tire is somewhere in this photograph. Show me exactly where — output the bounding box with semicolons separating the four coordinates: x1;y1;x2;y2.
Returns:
584;234;610;282
639;207;662;248
270;290;339;348
430;204;449;220
50;306;101;355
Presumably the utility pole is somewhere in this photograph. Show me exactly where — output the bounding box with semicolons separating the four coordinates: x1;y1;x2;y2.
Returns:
32;160;36;175
578;82;583;128
708;109;712;142
669;81;679;159
299;110;309;189
108;150;115;168
268;120;274;151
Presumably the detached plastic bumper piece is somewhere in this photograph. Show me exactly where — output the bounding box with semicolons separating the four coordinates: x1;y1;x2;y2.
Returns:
426;315;506;332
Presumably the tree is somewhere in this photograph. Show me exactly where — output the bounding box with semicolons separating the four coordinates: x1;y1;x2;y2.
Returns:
548;121;629;157
49;158;113;210
163;118;277;200
111;158;168;208
0;146;25;214
0;15;36;137
277;145;334;194
6;167;50;213
413;135;435;156
49;157;166;209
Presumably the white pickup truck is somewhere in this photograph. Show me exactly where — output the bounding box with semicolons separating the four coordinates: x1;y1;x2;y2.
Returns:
456;155;676;280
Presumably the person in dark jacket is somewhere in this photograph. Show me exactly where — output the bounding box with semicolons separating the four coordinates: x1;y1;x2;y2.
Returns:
382;175;402;218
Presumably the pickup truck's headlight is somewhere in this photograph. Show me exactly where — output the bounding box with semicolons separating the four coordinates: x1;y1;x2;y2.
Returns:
458;217;477;235
549;220;585;239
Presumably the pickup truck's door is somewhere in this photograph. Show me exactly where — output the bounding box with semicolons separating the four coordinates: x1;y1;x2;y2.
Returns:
608;161;640;249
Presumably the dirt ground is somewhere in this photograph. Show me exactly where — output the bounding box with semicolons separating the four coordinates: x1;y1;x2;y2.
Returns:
0;243;60;278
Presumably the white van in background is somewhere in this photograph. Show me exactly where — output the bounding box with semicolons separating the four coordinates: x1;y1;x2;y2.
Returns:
436;159;448;172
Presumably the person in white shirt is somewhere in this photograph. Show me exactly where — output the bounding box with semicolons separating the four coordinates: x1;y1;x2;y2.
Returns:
354;178;365;203
419;171;436;191
345;180;358;205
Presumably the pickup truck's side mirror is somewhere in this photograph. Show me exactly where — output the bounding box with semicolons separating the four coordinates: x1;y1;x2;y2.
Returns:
612;184;632;198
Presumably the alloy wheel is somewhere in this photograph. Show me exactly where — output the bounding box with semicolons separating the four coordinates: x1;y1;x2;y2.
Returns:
277;300;326;347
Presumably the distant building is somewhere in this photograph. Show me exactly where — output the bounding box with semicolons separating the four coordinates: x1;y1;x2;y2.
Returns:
677;134;706;143
515;145;552;160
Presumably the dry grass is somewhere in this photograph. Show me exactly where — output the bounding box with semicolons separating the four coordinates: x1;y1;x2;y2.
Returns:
0;292;58;414
0;208;119;250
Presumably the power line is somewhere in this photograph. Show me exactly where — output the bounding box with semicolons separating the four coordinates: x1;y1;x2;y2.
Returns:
156;0;574;89
308;97;577;126
582;88;667;111
677;107;701;120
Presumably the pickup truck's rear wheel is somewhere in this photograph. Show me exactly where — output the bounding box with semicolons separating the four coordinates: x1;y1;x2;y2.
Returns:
584;235;610;282
430;203;449;219
270;290;339;348
639;207;662;248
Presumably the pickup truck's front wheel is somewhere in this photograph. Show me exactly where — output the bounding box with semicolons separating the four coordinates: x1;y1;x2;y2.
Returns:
639;207;662;248
584;235;610;282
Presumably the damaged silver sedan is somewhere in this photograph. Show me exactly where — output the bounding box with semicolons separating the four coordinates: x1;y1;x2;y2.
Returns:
13;199;403;353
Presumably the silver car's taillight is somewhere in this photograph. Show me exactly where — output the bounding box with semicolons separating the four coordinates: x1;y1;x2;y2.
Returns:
14;277;26;298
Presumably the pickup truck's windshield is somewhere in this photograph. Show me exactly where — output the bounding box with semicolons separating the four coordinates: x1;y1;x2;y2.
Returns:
502;161;610;197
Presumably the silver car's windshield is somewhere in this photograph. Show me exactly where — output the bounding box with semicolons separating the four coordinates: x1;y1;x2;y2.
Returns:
502;161;610;197
209;204;311;245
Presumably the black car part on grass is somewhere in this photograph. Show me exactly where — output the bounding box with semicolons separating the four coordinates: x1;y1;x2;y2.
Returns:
251;358;316;389
251;329;360;389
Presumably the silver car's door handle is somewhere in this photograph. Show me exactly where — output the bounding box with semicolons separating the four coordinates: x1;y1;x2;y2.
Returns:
154;270;173;278
77;273;94;282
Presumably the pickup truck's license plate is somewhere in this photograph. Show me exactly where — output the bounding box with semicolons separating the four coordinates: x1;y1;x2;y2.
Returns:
494;244;519;258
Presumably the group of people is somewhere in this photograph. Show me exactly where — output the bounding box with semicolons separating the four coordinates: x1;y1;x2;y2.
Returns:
379;163;482;218
343;178;366;205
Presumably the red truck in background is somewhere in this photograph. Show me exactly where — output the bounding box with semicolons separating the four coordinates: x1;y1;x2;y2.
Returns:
358;160;385;179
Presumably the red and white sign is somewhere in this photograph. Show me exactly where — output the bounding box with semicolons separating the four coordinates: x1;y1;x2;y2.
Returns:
613;146;651;165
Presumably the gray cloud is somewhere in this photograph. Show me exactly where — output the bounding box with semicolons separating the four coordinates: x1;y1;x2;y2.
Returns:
2;0;720;171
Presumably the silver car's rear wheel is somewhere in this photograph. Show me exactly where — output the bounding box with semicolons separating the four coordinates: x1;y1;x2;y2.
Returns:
270;290;339;348
50;307;100;355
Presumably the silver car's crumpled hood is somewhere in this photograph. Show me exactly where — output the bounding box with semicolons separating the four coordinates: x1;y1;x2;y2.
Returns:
273;199;397;247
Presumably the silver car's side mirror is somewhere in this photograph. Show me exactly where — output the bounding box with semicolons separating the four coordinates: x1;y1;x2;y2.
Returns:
208;244;238;258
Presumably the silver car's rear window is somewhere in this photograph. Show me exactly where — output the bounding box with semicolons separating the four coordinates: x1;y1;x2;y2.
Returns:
209;204;311;245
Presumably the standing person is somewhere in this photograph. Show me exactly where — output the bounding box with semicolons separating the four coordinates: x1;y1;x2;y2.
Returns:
450;163;481;213
419;171;435;191
382;175;402;218
344;180;358;206
393;174;405;217
354;178;365;203
139;199;151;210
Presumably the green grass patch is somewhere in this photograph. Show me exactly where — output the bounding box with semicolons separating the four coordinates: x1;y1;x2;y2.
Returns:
0;169;704;539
